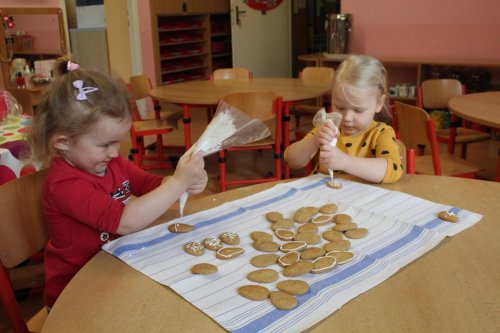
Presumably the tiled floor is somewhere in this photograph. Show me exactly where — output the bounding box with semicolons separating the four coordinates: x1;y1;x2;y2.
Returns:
1;108;499;332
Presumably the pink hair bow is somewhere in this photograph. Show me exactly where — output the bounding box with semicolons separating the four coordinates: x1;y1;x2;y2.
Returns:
73;80;98;101
67;61;80;71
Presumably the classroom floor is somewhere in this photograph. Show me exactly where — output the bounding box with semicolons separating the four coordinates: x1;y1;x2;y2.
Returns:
1;107;499;333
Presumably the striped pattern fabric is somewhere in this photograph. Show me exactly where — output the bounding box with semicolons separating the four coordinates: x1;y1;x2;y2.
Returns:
102;174;482;332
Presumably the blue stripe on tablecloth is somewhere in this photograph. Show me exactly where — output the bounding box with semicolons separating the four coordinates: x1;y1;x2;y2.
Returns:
111;207;247;256
110;178;328;257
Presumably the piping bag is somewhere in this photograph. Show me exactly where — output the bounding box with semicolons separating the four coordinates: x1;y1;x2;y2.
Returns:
178;99;271;217
312;108;343;186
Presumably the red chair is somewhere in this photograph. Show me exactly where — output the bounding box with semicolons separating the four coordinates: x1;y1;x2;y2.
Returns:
218;91;283;192
0;169;49;333
394;101;479;178
128;100;177;171
416;79;490;159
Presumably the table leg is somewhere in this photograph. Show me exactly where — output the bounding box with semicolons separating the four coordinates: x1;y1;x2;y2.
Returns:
183;104;192;149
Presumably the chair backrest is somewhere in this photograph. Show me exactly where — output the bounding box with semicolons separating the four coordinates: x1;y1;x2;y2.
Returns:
129;75;153;100
417;78;463;109
300;67;335;86
212;67;252;80
0;169;48;269
221;91;282;141
394;101;442;174
395;138;408;174
6;88;34;115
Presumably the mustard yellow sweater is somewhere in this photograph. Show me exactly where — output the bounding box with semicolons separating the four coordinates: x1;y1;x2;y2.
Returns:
285;121;403;183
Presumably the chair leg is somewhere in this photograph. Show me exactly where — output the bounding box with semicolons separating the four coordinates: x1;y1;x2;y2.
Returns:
218;150;227;192
407;148;416;174
0;265;29;333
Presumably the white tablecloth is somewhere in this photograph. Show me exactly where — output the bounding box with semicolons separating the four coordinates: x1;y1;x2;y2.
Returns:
103;174;482;333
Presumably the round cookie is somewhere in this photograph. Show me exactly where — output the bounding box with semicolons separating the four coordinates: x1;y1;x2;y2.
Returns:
333;214;352;224
238;285;270;301
322;230;343;241
326;251;355;264
168;223;193;233
247;269;279;283
250;231;274;242
282;260;313;277
269;291;297;310
277;280;310;295
319;203;338;214
300;247;326;260
253;240;280;252
191;263;218;275
332;222;358;232
184;242;205;256
297;224;318;233
323;239;351;252
271;218;295;231
344;228;368;239
265;211;283;222
250;254;280;267
293;232;321;244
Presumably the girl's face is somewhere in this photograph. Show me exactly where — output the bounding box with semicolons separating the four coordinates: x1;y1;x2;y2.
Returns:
63;116;131;176
332;84;384;136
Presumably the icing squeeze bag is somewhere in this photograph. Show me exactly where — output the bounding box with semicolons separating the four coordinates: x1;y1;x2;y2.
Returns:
312;108;343;188
178;99;270;217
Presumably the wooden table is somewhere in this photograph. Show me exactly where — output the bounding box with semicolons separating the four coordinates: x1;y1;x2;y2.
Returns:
41;174;500;333
150;78;331;178
448;91;500;181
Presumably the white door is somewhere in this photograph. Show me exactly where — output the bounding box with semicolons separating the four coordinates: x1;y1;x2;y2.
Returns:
230;0;291;78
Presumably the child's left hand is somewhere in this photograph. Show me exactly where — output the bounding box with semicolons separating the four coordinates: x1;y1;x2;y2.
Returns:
319;144;348;171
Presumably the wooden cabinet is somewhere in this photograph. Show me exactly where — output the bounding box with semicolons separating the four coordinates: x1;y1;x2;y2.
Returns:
150;0;231;86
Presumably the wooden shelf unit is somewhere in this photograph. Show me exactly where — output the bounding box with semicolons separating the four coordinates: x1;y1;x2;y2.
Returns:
150;0;231;86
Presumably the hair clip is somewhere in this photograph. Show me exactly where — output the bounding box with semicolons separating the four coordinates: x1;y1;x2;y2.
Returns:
67;61;80;72
73;80;98;101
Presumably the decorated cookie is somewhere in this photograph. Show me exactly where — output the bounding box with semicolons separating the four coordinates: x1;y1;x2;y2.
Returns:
203;236;223;251
280;241;307;253
311;256;337;274
168;223;193;233
278;251;300;267
438;210;459;223
216;247;244;260
275;228;296;241
326;251;355;264
219;232;240;245
184;242;205;256
311;215;332;226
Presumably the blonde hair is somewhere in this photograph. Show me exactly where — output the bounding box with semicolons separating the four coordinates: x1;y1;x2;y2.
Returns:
333;54;391;124
29;55;131;164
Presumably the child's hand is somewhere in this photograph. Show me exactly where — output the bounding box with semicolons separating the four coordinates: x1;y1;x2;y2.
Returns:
319;144;348;171
173;151;208;193
314;121;339;147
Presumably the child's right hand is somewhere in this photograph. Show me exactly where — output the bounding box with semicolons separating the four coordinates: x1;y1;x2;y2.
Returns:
172;151;208;193
314;121;339;147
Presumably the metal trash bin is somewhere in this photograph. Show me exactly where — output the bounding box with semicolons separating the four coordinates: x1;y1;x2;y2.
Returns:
325;13;352;54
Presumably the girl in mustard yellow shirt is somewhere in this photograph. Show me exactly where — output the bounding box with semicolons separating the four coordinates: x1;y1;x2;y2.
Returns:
285;55;403;183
